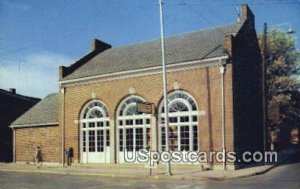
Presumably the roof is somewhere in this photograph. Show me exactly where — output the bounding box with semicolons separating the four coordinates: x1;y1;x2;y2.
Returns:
0;89;40;102
62;23;242;81
11;93;58;127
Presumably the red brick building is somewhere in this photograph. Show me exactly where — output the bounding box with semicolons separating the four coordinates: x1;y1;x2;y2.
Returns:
12;4;263;170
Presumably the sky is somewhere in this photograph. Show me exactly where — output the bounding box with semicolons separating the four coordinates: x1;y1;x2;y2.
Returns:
0;0;299;98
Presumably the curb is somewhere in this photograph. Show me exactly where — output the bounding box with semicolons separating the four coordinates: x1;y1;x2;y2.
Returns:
204;173;255;181
208;148;300;181
210;147;299;181
0;168;209;181
0;168;148;180
254;149;300;176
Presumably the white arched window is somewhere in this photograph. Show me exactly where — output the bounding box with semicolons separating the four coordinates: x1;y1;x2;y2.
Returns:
80;100;110;163
159;91;199;152
117;96;151;158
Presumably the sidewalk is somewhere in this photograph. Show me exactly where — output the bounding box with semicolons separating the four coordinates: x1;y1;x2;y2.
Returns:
0;162;274;181
0;145;298;181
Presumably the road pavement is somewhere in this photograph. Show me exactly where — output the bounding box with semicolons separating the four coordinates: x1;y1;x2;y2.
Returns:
0;160;299;189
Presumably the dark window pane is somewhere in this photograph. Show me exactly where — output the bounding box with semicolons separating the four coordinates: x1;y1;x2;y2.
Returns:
161;127;166;151
97;130;104;152
89;131;95;152
193;116;197;122
89;122;95;128
169;126;178;151
106;130;110;146
135;128;143;151
97;122;103;127
119;129;123;151
83;131;86;152
180;116;189;122
126;128;134;151
135;119;143;125
146;128;151;149
169;117;178;123
146;119;150;124
126;120;133;126
180;126;189;151
193;126;198;151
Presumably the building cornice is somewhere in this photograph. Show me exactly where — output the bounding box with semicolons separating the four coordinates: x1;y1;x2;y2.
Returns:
59;56;228;88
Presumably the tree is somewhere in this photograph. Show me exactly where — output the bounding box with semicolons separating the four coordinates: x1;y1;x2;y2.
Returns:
265;29;300;147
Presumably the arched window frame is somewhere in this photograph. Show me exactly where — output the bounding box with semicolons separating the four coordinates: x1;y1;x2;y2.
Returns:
79;100;110;159
158;91;199;152
116;95;151;154
81;100;110;122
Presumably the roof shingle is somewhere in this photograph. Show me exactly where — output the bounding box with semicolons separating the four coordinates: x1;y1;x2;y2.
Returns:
11;93;58;127
62;23;241;81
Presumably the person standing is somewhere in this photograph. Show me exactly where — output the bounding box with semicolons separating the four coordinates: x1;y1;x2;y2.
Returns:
35;146;42;168
66;147;73;166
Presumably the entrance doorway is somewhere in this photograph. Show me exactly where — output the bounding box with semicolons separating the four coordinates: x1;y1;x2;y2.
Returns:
80;100;110;163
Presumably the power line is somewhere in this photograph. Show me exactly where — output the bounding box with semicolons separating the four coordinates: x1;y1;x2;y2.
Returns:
168;0;300;6
173;0;230;37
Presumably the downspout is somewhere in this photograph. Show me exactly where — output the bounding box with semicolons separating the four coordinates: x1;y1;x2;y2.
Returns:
61;87;65;167
219;59;226;171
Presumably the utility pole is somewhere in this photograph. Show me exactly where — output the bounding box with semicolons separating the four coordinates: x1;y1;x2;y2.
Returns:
262;22;268;155
159;0;171;175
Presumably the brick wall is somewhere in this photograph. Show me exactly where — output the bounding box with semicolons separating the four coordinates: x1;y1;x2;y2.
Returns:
60;65;234;166
15;125;61;163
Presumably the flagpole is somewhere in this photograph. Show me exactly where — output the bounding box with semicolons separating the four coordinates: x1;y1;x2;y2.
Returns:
159;0;171;175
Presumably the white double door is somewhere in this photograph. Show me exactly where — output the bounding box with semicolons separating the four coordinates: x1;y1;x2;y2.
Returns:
117;127;151;163
82;123;110;163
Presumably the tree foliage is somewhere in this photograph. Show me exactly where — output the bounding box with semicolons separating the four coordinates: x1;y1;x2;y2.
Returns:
266;29;300;132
